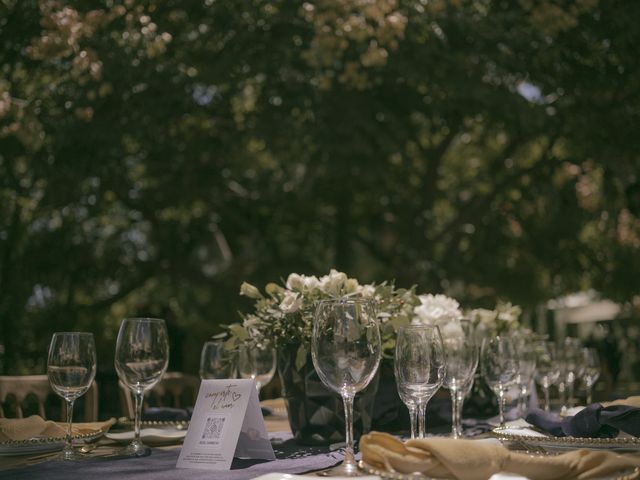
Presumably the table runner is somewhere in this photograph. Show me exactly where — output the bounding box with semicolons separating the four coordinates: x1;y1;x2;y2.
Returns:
0;433;343;480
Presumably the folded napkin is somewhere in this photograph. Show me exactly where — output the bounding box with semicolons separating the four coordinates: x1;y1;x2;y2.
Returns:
142;407;192;422
360;431;640;480
0;416;116;442
526;402;640;438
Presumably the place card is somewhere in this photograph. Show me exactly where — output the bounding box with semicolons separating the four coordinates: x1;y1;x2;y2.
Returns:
176;379;275;470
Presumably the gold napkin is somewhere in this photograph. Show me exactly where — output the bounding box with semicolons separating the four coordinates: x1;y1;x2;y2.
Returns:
360;432;640;480
0;416;116;442
602;396;640;408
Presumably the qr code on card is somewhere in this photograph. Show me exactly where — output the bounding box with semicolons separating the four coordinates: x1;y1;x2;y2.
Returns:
201;416;226;442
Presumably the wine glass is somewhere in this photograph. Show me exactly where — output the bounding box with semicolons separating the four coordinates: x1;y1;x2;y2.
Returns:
200;340;236;379
47;332;97;460
312;298;381;477
115;318;169;456
397;324;445;439
481;336;518;429
560;337;583;412
442;321;477;438
534;341;560;412
511;335;537;415
394;325;432;440
582;347;601;404
238;344;276;395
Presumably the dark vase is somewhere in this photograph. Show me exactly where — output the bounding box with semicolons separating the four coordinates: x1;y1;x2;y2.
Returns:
370;358;411;433
277;344;379;446
463;372;499;418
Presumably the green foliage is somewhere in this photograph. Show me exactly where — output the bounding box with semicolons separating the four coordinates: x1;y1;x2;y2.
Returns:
1;0;639;372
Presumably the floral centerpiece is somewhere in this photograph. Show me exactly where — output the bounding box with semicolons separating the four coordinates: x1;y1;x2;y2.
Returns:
468;301;522;336
227;269;417;444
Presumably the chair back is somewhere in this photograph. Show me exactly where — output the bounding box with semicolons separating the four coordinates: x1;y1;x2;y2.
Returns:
0;375;98;421
118;372;200;418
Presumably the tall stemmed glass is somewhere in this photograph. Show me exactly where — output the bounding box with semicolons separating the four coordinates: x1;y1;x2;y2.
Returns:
115;318;169;457
442;321;477;438
534;341;560;412
47;332;96;460
561;337;584;412
394;325;432;440
200;340;236;379
406;324;445;438
312;298;381;477
512;336;537;414
453;321;479;437
238;345;276;396
481;336;518;429
582;348;601;404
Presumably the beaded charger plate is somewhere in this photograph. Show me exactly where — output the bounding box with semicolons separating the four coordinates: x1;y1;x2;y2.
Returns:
0;429;104;456
492;425;640;452
359;461;640;480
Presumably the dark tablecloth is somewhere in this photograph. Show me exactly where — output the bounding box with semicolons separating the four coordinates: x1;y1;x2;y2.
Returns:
0;433;343;480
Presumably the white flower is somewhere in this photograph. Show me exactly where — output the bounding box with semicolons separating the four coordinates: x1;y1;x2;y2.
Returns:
279;291;303;314
302;275;320;291
470;308;497;327
413;294;462;325
344;278;359;294
319;269;347;295
496;302;521;323
358;284;376;297
286;273;305;291
239;282;262;299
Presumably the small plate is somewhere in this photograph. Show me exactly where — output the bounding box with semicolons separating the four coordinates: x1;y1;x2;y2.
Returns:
106;427;186;445
0;429;104;457
492;424;640;452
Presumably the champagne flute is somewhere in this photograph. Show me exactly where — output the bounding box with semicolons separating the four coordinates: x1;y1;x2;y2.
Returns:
582;347;601;404
312;298;381;477
200;340;236;379
442;320;477;438
534;341;560;412
561;337;583;412
394;325;432;440
115;318;169;456
481;336;518;429
47;332;96;460
238;344;276;395
419;325;445;438
511;335;537;414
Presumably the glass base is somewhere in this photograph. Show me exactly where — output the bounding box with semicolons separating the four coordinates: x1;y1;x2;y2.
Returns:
319;461;362;477
122;440;151;457
57;445;86;461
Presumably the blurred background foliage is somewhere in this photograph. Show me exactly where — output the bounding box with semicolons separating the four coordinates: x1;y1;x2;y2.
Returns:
1;0;639;375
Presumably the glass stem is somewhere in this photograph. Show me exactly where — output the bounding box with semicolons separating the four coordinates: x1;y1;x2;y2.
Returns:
450;389;460;438
342;393;356;467
586;384;593;405
455;390;465;437
408;404;417;440
417;402;426;438
544;385;550;412
134;390;144;444
568;379;575;408
65;398;75;452
519;385;528;412
497;386;506;428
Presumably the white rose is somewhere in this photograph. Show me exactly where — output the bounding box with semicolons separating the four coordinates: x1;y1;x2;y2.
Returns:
344;278;359;294
302;275;320;291
413;294;462;325
286;273;305;291
319;269;347;295
239;282;261;299
358;284;376;297
471;308;497;327
279;291;303;314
